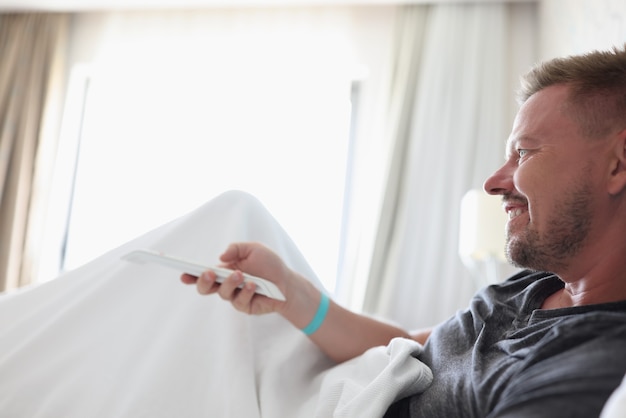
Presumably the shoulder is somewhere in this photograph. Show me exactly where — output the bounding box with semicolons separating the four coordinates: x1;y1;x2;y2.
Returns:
480;272;626;417
491;311;626;417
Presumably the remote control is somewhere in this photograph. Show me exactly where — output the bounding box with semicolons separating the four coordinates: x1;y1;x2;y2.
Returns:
121;249;286;301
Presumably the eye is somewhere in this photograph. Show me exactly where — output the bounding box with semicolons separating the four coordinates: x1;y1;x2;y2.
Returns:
517;148;529;161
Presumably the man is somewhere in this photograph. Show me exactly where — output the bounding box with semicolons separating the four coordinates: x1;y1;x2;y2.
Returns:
184;46;626;417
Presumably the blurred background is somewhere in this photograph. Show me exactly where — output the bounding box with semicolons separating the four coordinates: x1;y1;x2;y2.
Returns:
1;0;625;330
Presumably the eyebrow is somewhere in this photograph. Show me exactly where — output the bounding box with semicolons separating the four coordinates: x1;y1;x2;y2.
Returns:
505;135;540;158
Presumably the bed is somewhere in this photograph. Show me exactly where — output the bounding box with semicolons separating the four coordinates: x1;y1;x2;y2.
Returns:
1;190;624;417
0;191;432;417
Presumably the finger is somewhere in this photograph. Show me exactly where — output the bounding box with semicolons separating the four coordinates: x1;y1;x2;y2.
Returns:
180;273;198;285
231;281;257;313
217;270;244;300
219;242;247;264
196;271;219;295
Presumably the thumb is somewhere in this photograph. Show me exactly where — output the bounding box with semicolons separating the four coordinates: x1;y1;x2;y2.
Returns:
219;242;250;265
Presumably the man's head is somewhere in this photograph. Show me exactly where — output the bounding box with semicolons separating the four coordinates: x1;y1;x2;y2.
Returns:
484;46;626;274
518;45;626;139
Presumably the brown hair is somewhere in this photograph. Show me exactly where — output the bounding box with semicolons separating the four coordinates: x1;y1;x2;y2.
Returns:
518;45;626;138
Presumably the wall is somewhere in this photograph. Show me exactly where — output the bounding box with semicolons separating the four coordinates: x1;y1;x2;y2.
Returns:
539;0;626;59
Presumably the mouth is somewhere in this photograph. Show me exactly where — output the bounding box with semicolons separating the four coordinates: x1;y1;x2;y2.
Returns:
507;207;527;220
503;197;528;221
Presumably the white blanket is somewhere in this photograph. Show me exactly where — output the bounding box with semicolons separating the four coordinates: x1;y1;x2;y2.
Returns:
0;191;431;417
601;374;626;418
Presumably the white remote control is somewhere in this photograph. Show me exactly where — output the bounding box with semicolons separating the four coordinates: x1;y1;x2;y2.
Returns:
121;249;286;301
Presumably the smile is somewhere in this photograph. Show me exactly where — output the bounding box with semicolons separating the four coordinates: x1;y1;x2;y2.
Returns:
508;208;526;220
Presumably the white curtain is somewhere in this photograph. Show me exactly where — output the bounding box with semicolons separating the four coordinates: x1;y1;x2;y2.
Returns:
363;3;537;330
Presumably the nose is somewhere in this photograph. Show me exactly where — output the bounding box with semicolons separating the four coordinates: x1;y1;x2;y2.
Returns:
483;163;514;196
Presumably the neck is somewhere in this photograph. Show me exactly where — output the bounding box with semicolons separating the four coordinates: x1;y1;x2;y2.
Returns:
541;251;626;309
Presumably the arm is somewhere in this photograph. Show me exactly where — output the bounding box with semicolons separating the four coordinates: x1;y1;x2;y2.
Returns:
297;285;413;363
410;328;432;346
181;242;417;363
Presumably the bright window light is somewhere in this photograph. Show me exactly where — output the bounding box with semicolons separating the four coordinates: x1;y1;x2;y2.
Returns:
55;16;358;293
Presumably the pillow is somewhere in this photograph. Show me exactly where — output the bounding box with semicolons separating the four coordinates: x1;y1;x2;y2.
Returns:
601;374;626;418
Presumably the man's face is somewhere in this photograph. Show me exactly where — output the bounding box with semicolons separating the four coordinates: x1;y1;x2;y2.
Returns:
483;84;606;272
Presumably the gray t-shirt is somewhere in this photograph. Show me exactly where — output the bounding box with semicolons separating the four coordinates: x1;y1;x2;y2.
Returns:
384;270;626;418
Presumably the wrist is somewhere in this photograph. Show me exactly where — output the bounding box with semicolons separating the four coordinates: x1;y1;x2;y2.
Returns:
278;274;325;330
301;292;329;335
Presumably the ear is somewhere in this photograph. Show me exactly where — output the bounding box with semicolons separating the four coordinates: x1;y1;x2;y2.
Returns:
607;128;626;195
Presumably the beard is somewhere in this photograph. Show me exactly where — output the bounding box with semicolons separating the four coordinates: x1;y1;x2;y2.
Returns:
505;178;593;272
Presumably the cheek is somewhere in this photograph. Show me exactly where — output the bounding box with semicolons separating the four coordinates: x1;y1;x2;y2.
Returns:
512;164;552;222
513;154;562;195
512;164;541;197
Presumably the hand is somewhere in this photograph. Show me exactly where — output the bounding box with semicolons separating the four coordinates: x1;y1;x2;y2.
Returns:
182;243;412;363
181;242;298;315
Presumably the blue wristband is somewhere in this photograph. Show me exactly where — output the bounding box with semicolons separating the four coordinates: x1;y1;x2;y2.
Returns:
301;292;330;336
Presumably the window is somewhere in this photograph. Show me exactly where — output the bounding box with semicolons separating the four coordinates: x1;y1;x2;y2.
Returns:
37;9;397;299
58;63;352;293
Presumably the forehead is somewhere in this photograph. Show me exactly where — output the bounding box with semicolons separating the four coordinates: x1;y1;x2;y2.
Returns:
505;84;576;152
